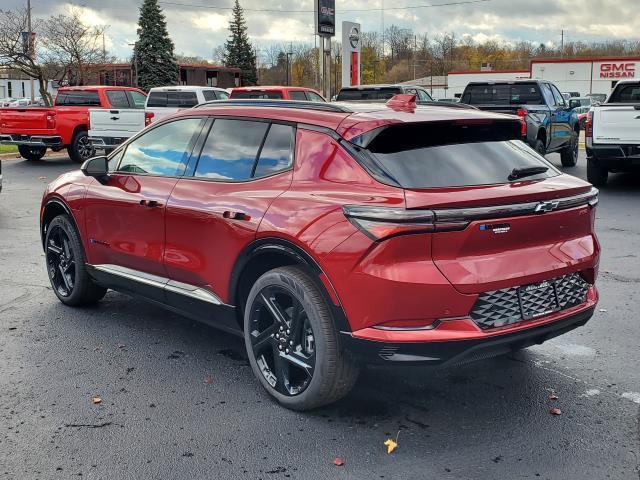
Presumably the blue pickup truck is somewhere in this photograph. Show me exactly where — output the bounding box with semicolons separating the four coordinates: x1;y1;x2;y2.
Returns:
460;80;580;167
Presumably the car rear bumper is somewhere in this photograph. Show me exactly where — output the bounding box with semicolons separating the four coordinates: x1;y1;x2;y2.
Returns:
587;143;640;168
88;136;128;148
341;300;596;366
0;134;62;148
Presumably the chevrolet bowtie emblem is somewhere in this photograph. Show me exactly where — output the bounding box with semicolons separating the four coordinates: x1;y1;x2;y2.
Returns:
534;200;560;213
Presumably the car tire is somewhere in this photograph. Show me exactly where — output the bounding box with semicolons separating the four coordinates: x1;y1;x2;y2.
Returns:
45;215;107;306
533;138;546;156
67;130;95;164
560;130;579;167
18;145;46;161
587;158;608;186
244;266;359;411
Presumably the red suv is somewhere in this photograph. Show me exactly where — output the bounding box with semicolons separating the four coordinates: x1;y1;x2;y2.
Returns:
40;97;600;410
230;86;325;102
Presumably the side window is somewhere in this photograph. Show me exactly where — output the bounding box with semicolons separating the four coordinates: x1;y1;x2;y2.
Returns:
128;91;147;109
405;88;417;96
217;91;230;100
117;118;204;176
194;119;268;181
540;83;555;106
254;124;294;178
146;92;167;107
550;85;566;107
106;90;130;108
305;91;325;102
108;149;124;172
202;90;217;102
166;92;199;108
289;91;307;101
417;89;432;101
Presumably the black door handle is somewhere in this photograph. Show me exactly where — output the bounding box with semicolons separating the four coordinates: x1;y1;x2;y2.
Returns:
139;199;161;208
223;210;249;220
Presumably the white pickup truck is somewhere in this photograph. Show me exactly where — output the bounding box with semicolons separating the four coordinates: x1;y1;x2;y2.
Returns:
89;86;229;151
586;79;640;185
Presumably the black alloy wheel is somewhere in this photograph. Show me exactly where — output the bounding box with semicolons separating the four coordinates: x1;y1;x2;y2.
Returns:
248;285;316;396
561;130;579;167
18;145;46;161
46;224;76;298
77;135;94;160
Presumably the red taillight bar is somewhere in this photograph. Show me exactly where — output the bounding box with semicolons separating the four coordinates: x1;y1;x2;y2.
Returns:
144;111;154;126
516;108;528;137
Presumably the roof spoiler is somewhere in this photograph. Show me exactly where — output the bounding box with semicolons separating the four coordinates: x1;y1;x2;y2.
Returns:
386;93;417;112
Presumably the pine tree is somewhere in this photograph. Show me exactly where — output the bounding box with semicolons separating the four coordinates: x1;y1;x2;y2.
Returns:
133;0;179;91
223;0;258;86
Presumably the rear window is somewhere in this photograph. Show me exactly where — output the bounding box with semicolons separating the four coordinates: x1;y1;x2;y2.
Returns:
461;83;543;105
231;91;283;99
609;83;640;103
360;121;557;188
336;87;401;101
202;90;218;102
147;91;199;108
56;90;101;106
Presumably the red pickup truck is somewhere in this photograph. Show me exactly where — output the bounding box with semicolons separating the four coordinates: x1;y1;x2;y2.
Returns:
0;86;146;163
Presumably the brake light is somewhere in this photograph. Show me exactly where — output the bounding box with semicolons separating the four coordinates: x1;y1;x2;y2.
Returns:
516;108;528;136
585;110;593;139
46;113;56;129
343;206;465;241
144;112;154;126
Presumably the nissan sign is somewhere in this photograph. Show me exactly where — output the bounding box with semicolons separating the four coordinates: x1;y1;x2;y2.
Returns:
600;63;636;78
314;0;335;36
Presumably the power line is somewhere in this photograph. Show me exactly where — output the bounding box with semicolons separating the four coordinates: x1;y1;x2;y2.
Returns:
156;0;493;14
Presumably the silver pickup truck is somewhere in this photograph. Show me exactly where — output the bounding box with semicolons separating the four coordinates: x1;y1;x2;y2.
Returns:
586;79;640;185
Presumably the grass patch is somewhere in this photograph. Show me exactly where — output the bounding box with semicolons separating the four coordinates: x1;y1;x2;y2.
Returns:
0;145;18;154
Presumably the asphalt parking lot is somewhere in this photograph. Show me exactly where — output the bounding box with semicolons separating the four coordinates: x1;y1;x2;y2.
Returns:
1;150;639;480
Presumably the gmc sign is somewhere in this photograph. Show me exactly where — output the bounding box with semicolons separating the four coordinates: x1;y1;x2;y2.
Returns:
600;63;636;78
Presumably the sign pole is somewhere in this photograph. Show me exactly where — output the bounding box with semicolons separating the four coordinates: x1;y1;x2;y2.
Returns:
314;0;335;100
27;0;35;103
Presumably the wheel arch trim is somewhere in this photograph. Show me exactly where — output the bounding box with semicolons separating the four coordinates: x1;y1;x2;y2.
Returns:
41;197;80;250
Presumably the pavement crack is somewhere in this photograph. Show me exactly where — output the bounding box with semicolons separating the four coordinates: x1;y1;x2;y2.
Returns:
64;422;114;429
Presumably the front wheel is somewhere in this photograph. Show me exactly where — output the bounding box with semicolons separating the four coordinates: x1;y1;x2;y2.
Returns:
244;266;359;411
45;215;107;306
560;130;579;167
533;138;546;157
67;130;95;164
18;145;46;161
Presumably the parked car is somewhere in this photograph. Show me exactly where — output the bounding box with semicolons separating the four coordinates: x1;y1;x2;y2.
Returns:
40;96;599;410
585;93;607;104
88;96;154;153
0;86;147;162
568;97;593;109
146;86;229;122
573;105;590;130
336;84;433;102
460;80;580;167
586;79;640;185
230;86;326;102
563;91;581;98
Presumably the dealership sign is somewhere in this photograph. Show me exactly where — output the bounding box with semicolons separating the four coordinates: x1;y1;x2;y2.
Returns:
600;63;636;78
314;0;335;36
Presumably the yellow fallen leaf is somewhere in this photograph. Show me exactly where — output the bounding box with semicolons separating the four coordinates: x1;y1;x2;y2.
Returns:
384;438;398;454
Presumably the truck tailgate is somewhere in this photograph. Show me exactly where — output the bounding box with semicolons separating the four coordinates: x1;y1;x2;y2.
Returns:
0;108;55;135
89;108;145;137
593;105;640;144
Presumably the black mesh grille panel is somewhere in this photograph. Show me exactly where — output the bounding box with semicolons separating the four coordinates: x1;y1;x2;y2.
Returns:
470;273;590;330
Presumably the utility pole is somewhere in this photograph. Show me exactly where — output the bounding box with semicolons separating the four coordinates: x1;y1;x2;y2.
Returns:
560;29;564;59
413;35;417;80
27;0;35;103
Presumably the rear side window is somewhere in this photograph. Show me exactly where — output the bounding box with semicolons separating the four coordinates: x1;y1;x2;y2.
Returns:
289;91;307;101
106;90;130;108
254;124;294;178
462;84;543;105
56;91;100;106
231;91;283;99
360;121;557;188
336;88;401;101
128;91;147;109
117;118;204;176
146;91;199;108
202;90;218;102
609;84;640;103
195;119;268;181
217;91;230;100
305;91;325;102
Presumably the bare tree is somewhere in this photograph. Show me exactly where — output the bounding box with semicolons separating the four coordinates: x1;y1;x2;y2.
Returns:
0;8;52;104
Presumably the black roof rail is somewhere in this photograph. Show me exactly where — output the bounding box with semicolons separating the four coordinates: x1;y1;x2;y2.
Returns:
195;99;353;113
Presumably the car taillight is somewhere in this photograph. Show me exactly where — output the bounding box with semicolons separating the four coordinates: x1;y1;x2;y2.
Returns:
145;112;154;126
46;113;56;129
585;110;593;139
516;108;528;136
342;206;466;241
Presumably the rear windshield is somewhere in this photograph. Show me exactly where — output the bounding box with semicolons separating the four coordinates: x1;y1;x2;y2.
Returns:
608;83;640;103
360;121;557;188
56;91;100;106
231;91;283;99
461;83;543;105
336;87;402;101
147;91;199;108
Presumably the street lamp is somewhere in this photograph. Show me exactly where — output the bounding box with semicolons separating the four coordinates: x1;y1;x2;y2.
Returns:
128;42;138;87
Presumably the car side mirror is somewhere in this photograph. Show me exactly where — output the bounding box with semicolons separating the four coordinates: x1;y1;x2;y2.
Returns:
568;99;579;109
81;156;109;181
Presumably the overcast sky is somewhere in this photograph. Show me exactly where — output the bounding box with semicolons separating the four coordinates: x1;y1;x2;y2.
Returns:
6;0;639;62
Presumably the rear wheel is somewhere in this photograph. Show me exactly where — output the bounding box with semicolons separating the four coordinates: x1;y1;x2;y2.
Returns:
45;215;107;306
560;130;579;167
587;158;608;186
67;130;95;164
244;266;359;411
18;145;46;161
533;138;546;156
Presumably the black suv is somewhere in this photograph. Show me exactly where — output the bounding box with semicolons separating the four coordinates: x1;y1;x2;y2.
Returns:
460;80;580;167
336;84;434;102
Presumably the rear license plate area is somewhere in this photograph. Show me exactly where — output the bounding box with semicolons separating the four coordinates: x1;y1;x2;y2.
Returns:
518;280;559;320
